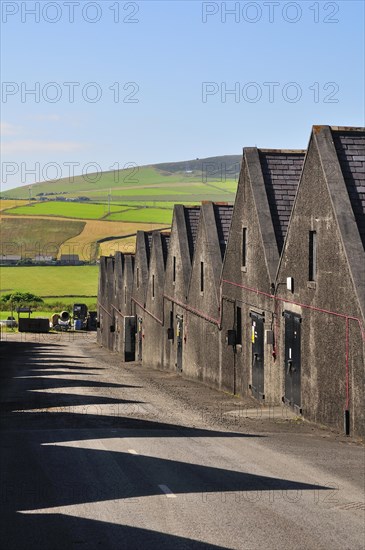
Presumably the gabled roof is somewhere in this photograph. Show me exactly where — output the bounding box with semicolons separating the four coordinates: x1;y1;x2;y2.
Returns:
160;233;171;266
123;253;134;277
243;147;306;282
114;252;124;301
258;150;305;252
144;232;154;266
213;204;234;259
98;256;108;302
184;207;201;260
310;125;365;319
331;127;365;251
106;256;115;306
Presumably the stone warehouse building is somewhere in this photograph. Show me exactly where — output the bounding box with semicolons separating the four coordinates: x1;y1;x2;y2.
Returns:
276;126;365;435
184;203;233;389
162;206;201;373
97;125;365;437
220;147;306;401
98;252;135;361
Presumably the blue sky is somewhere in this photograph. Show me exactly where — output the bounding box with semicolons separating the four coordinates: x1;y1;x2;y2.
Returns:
1;0;364;190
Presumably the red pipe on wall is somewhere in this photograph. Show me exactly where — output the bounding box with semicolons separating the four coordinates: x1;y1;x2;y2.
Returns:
345;317;350;411
101;277;363;417
98;302;113;318
221;279;365;340
131;297;163;325
163;293;220;325
221;278;365;415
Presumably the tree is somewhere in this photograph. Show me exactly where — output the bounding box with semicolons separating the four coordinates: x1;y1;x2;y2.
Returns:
0;292;44;308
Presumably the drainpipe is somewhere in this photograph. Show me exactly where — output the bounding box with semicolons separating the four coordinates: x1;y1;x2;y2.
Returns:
344;317;350;435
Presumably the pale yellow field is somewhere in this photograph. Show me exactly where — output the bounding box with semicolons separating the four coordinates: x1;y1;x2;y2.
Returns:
0;199;29;212
99;235;137;256
59;219;169;260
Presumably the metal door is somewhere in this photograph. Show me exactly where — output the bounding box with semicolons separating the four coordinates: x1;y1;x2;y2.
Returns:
176;314;183;372
124;316;136;361
284;311;301;410
137;316;143;361
114;315;120;352
251;312;264;399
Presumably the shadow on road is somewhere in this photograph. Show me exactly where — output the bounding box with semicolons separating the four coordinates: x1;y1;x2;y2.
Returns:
0;339;331;549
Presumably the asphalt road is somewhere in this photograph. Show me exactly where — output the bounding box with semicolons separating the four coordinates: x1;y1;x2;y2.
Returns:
0;332;364;550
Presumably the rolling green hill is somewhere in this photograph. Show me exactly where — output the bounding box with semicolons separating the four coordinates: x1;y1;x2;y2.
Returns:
2;156;241;200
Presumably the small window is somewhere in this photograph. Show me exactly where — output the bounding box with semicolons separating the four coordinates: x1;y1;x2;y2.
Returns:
124;286;126;305
309;230;317;281
200;261;204;292
136;267;139;289
170;309;174;329
173;256;176;282
152;274;155;298
242;228;247;267
236;306;242;345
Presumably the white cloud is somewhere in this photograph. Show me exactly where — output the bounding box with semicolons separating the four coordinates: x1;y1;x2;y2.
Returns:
1;140;87;154
0;122;23;136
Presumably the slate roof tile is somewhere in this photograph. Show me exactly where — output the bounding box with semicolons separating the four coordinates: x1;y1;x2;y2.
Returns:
184;207;201;261
144;232;154;265
161;233;170;266
332;129;365;251
213;204;234;259
258;151;305;252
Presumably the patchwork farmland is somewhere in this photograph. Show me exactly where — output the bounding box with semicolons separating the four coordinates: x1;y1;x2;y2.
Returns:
1;157;239;262
0;157;239;314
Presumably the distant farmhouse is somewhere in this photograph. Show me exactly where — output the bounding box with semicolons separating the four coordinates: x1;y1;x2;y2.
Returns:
97;125;365;438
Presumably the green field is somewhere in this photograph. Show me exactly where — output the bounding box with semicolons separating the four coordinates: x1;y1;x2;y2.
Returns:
3;201;132;219
0;218;86;258
106;207;173;224
0;266;99;297
98;200;199;208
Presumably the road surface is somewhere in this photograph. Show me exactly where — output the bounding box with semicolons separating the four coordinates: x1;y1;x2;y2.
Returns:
0;332;364;549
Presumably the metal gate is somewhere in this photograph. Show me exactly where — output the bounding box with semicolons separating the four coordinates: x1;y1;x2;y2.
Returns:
284;311;302;411
176;314;183;372
137;316;143;361
250;312;265;399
